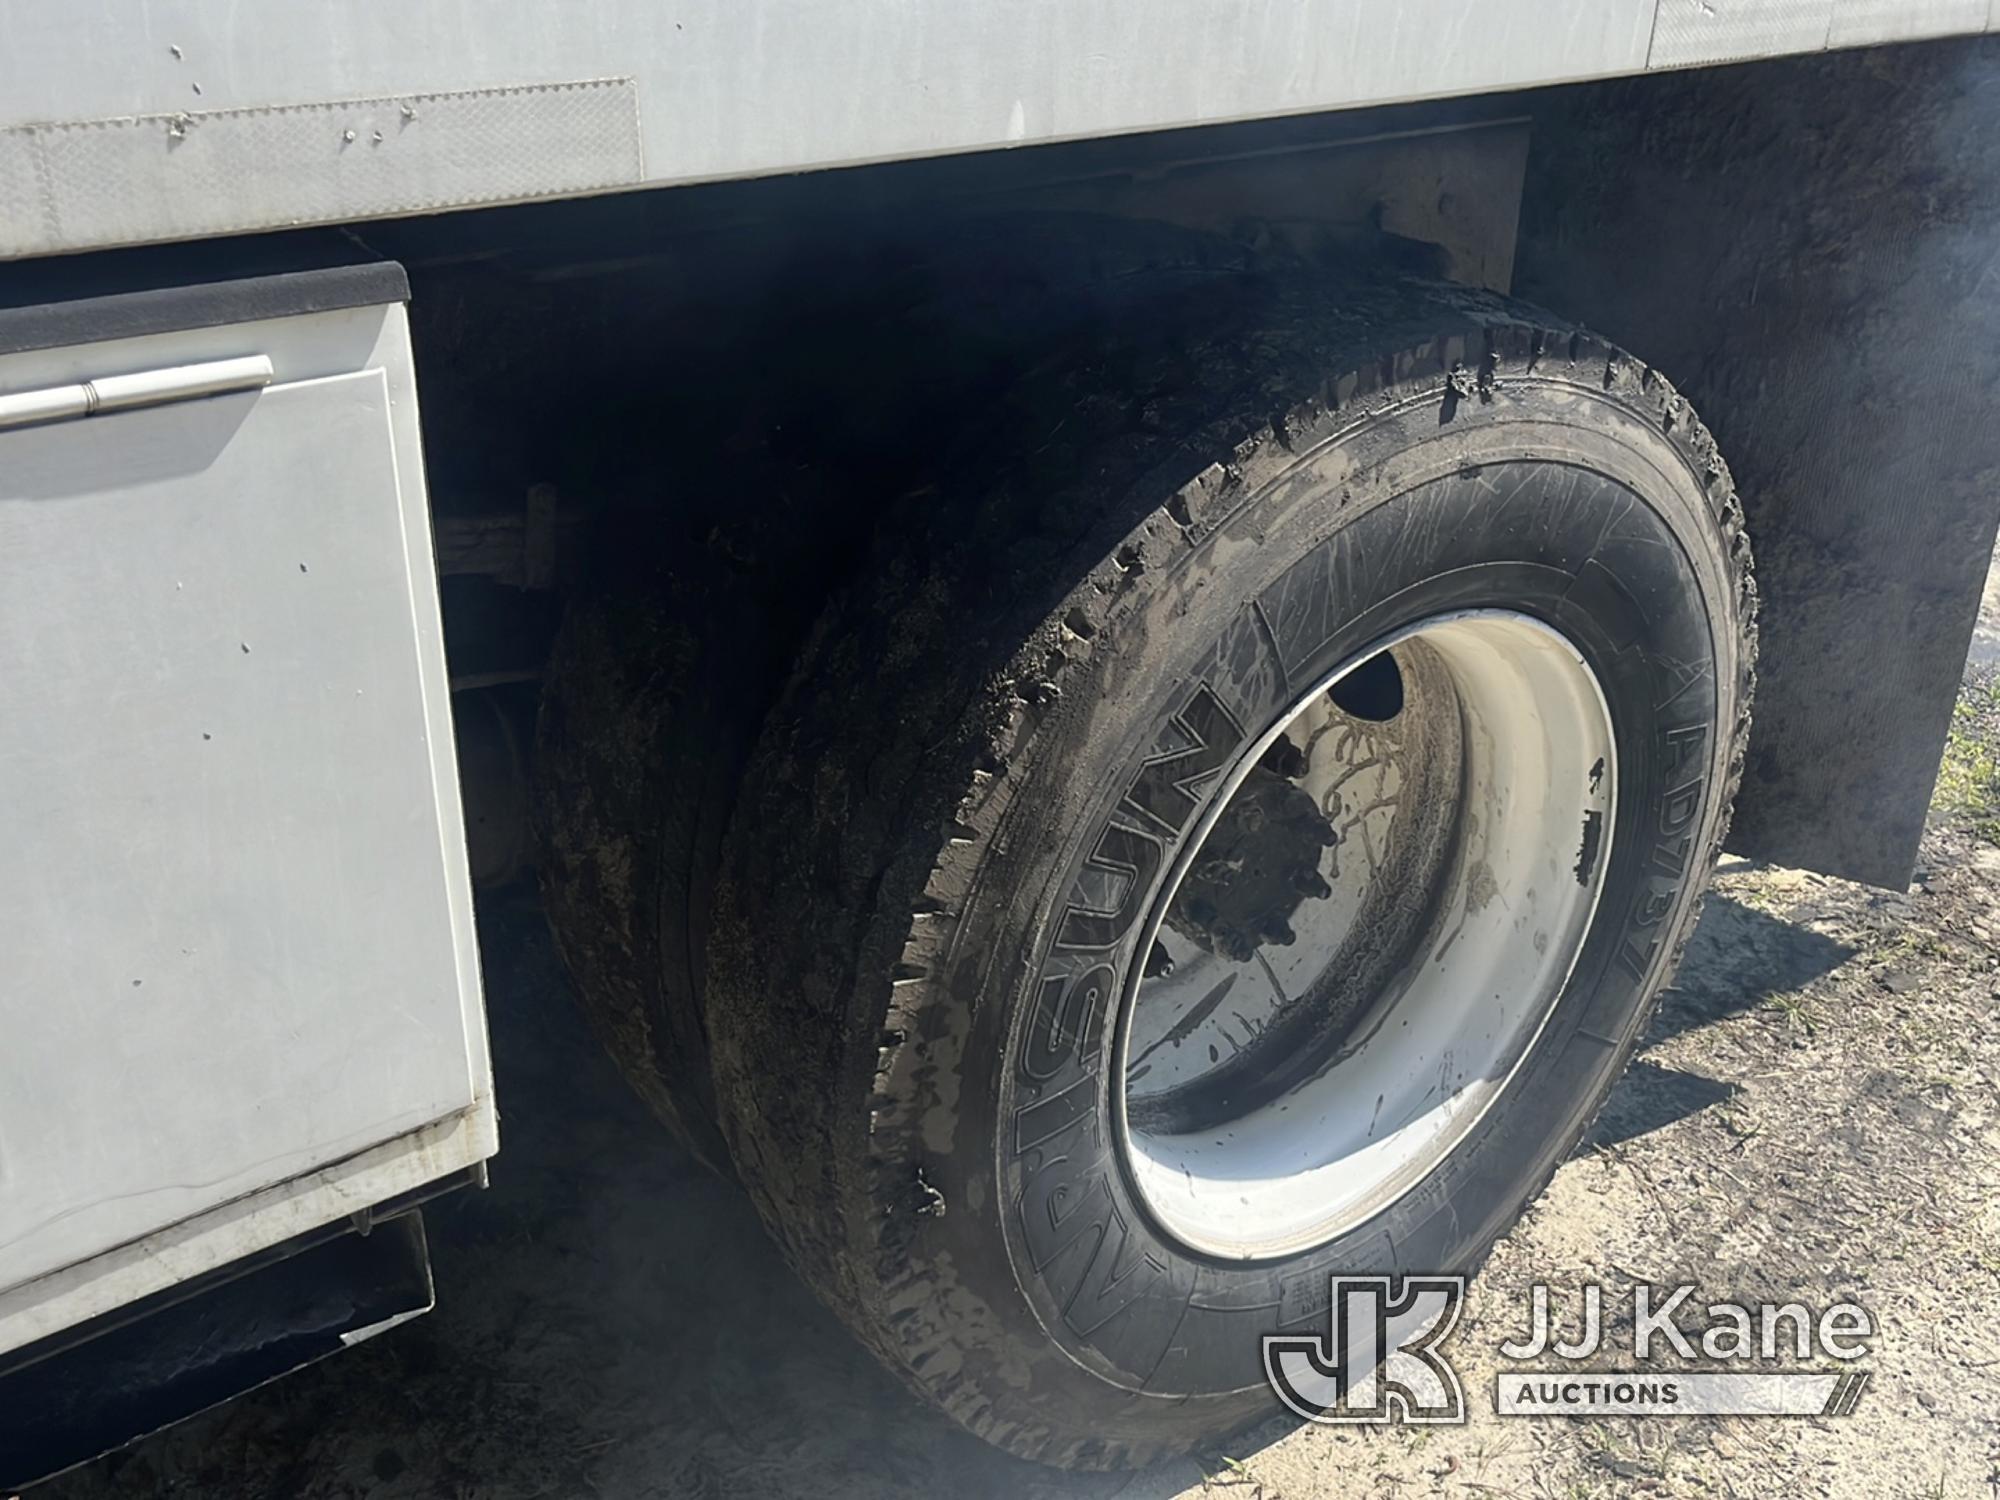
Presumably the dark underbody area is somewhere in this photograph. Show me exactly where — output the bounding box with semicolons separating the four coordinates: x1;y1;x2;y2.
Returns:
353;32;2000;892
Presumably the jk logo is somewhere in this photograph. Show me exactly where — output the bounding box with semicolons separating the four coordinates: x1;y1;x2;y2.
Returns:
1262;1276;1467;1425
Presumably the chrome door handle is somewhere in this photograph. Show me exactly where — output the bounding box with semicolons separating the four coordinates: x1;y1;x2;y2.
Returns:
0;354;274;430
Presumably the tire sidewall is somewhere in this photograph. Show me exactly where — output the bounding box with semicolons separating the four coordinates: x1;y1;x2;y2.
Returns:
891;376;1741;1425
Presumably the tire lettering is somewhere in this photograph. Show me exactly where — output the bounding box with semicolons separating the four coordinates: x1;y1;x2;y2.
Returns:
1632;888;1674;928
1660;778;1703;838
1012;676;1248;1357
1020;1116;1108;1268
1661;723;1707;777
1052;1207;1160;1336
1649;836;1691;878
1616;720;1711;983
1056;823;1165;950
1120;685;1244;836
1015;1074;1098;1153
1616;934;1659;980
1022;964;1116;1082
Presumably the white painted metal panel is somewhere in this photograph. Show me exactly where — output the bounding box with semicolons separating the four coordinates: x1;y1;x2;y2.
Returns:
1831;0;1988;45
0;0;1657;259
0;2;1990;261
0;0;1988;261
0;302;491;1316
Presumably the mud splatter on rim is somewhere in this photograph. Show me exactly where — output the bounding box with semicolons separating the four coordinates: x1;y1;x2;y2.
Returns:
1114;609;1617;1261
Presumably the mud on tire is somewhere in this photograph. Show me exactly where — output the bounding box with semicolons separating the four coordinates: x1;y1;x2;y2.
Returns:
706;269;1757;1467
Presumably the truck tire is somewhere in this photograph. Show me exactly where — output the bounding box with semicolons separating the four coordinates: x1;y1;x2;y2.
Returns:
535;577;741;1171
533;217;1259;1174
705;269;1756;1466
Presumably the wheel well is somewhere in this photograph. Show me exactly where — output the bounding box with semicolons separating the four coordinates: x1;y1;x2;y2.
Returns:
380;34;2000;891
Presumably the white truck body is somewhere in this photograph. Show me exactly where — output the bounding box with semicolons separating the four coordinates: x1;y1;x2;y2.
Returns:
2;0;1995;262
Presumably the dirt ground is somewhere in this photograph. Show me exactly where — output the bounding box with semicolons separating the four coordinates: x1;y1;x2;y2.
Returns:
42;561;2000;1500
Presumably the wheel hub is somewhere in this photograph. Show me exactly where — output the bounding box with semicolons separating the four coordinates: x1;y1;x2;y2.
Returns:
1115;610;1617;1260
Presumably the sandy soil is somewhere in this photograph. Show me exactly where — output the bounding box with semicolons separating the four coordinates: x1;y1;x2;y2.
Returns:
40;588;2000;1500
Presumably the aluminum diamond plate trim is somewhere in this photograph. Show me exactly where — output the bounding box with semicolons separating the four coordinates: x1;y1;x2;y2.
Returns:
2;79;642;257
1650;0;1832;66
0;128;47;259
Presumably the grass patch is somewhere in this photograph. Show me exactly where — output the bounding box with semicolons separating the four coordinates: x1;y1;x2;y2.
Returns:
1932;679;2000;842
1761;988;1819;1036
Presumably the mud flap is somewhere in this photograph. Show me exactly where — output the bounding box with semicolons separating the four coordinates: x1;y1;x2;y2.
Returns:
0;1211;436;1492
1516;43;2000;886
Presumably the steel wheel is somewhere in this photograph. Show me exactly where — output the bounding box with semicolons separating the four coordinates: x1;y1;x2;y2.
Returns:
1117;611;1615;1259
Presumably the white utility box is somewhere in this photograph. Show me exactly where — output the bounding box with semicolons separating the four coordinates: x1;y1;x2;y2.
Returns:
0;265;494;1359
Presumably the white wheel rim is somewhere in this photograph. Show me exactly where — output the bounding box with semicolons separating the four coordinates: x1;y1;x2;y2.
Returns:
1114;610;1616;1261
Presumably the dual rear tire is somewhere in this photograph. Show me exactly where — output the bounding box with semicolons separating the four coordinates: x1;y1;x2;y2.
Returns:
541;267;1755;1466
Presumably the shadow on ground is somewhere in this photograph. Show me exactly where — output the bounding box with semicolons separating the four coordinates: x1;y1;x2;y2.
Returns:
1586;892;1857;1150
1653;892;1855;1038
45;878;1866;1500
